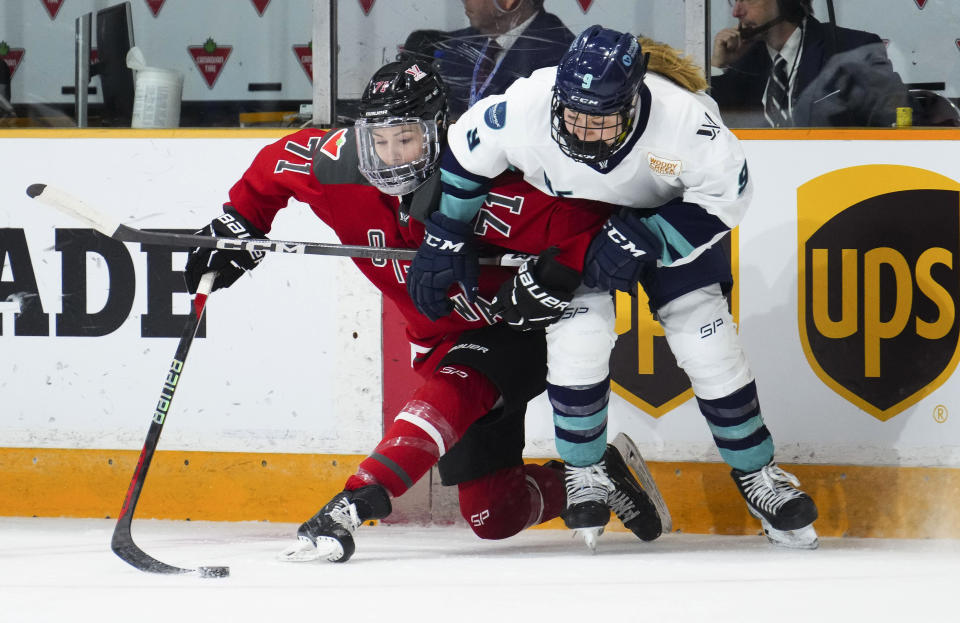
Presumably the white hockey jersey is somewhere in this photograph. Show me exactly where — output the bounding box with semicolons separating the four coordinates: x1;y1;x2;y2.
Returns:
441;66;753;267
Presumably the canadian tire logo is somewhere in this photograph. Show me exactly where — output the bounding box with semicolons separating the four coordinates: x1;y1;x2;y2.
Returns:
251;0;271;15
798;165;960;420
0;42;25;79
41;0;65;19
576;0;594;12
293;42;312;82
358;0;376;14
145;0;167;17
188;38;232;89
610;235;738;417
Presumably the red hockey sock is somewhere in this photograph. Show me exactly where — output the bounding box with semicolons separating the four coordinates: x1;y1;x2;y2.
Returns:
345;365;498;497
457;462;565;540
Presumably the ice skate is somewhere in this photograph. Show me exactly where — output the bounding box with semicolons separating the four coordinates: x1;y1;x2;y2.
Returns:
279;484;391;563
731;462;819;550
606;433;671;541
560;462;615;551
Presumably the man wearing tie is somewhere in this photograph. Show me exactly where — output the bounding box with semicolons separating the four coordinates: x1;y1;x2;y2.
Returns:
420;0;573;120
710;0;907;127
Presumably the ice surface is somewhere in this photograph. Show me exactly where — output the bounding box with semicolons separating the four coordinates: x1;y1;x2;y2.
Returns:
1;517;958;622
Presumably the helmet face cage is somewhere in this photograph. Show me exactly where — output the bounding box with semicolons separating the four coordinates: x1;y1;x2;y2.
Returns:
355;117;441;196
550;90;638;164
550;26;647;163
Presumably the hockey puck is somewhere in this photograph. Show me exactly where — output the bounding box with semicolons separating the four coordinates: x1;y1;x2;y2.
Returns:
196;566;230;578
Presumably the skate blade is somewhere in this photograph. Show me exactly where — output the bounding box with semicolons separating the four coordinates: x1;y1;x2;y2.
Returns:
761;522;819;550
278;536;344;562
749;509;819;550
611;433;673;534
573;527;604;553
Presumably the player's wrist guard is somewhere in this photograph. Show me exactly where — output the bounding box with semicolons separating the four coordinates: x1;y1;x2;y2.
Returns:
184;207;266;293
490;247;581;331
581;210;661;293
407;211;479;321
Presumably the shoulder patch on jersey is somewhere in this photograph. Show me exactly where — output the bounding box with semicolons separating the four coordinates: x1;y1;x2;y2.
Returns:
318;128;349;160
483;102;507;130
647;153;682;177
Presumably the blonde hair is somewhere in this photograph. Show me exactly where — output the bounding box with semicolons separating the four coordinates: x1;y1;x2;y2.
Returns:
637;36;708;93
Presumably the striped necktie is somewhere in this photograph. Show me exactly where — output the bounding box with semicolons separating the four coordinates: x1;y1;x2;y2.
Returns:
764;54;791;127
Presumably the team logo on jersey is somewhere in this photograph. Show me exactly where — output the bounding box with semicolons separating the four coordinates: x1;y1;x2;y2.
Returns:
404;64;428;82
484;102;507;129
610;236;739;417
0;42;25;79
798;165;960;421
317;128;349;160
647;153;682;177
696;113;721;140
188;38;233;89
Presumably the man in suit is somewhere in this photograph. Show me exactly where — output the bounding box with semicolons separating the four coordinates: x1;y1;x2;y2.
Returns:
710;0;907;127
404;0;573;120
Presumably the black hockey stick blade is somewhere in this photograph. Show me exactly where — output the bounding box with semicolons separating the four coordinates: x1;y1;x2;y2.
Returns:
110;272;229;578
26;183;529;266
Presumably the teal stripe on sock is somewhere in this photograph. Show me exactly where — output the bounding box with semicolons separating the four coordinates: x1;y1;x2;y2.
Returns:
554;408;608;432
706;414;764;441
556;436;607;467
719;437;774;473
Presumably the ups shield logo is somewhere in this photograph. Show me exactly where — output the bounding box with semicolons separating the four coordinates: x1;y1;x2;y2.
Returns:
610;234;738;417
798;165;960;421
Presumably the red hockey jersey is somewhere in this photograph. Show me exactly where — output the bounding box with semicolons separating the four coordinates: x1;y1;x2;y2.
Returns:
225;127;610;369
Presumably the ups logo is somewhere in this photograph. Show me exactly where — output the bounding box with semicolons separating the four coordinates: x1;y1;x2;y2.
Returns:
798;165;960;421
609;234;738;417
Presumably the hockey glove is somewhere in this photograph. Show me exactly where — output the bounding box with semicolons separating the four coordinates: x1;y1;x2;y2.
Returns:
490;247;581;331
407;211;479;321
184;207;267;294
582;210;662;293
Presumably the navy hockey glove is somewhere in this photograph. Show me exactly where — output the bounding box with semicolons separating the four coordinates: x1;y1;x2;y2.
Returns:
582;210;662;293
490;247;581;331
184;207;266;293
407;211;479;321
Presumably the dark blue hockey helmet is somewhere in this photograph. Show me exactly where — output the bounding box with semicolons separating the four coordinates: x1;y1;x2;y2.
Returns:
550;25;649;163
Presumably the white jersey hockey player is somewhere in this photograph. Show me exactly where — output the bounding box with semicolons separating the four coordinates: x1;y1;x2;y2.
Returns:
407;25;819;549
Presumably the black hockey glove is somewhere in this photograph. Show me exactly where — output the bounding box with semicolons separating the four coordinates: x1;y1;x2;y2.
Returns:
184;207;266;294
407;211;479;321
490;247;581;331
582;210;662;293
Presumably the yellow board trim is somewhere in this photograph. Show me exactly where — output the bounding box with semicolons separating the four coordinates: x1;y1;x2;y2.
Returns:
2;448;958;538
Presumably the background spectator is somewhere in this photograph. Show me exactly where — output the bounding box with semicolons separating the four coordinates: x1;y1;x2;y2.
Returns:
710;0;907;127
403;0;574;119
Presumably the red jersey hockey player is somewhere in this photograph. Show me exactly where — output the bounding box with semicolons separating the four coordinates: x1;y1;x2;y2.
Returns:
184;59;666;562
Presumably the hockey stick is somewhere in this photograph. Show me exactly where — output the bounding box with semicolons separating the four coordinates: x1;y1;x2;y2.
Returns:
111;271;229;578
25;183;530;266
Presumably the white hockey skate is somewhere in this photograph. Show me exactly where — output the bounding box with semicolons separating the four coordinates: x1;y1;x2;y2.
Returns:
732;462;819;550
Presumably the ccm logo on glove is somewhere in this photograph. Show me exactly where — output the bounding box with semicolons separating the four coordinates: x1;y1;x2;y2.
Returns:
604;222;648;258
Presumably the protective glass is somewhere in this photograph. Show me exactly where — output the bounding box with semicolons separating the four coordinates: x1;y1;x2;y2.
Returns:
355;117;440;196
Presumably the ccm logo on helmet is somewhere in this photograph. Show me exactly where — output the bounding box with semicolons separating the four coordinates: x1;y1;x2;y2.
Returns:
569;94;599;106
